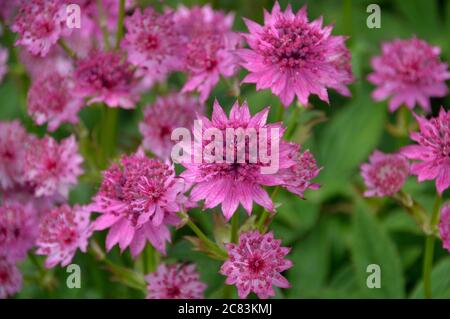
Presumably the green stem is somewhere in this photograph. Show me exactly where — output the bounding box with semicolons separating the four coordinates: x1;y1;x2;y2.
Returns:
177;211;228;260
96;0;111;51
423;194;442;299
100;106;119;165
231;213;239;243
285;106;301;140
115;0;126;49
58;39;77;59
256;186;280;232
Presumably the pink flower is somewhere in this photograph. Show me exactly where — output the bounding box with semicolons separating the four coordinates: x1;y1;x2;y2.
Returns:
220;231;292;299
0;0;21;24
0;257;22;299
360;150;410;197
139;93;204;159
0;201;38;262
439;204;450;253
181;100;300;220
91;149;188;257
12;0;71;57
122;8;183;85
24;135;83;198
36;204;91;268
368;37;450;113
175;5;240;102
238;2;353;107
0;121;28;190
145;263;206;299
278;144;321;197
19;46;73;80
0;47;8;83
74;51;139;109
27;72;84;131
402;107;450;194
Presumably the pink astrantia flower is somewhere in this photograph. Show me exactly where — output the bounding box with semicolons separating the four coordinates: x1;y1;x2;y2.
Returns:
0;257;22;299
0;47;7;83
360;150;410;197
368;37;450;113
0;201;38;262
27;72;84;131
24;135;83;198
91;149;188;257
278;144;321;197
36;205;91;268
74;51;139;108
122;8;183;85
238;2;354;107
145;263;206;299
175;5;241;102
0;121;28;190
439;204;450;253
19;46;73;80
220;231;292;299
402;107;450;194
181;100;299;220
0;0;21;24
12;0;71;57
139;93;204;159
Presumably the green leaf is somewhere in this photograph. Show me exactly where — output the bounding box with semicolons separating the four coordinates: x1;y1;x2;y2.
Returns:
411;258;450;298
352;203;405;298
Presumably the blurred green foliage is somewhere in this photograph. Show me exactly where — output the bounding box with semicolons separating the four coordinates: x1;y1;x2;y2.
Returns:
1;0;450;299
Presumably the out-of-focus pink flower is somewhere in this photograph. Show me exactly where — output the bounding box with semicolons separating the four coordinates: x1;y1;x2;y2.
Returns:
0;0;21;24
36;204;91;268
0;47;8;83
74;51;139;108
220;231;292;299
145;263;206;299
278;144;321;197
0;201;38;262
1;188;63;218
360;150;410;197
91;149;188;257
27;72;84;131
122;8;183;85
368;37;450;112
175;5;240;102
140;93;203;159
238;2;353;107
0;257;22;299
24;135;83;198
12;0;71;57
181;100;300;220
19;46;73;80
402;107;450;194
0;121;28;190
439;204;450;253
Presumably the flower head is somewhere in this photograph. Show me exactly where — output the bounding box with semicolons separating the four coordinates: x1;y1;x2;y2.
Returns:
439;204;450;253
19;46;73;80
36;205;91;268
361;150;410;197
238;2;353;107
181;100;301;220
145;263;206;299
122;8;182;85
368;37;450;112
0;121;28;190
139;93;203;159
27;72;84;131
0;47;8;83
175;5;240;102
91;149;188;257
0;201;38;262
220;231;292;299
402;107;450;194
74;51;139;108
0;257;22;299
278;144;321;197
24;135;83;198
12;0;70;57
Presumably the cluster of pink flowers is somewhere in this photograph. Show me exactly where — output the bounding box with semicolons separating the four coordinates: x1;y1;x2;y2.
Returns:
145;263;206;299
